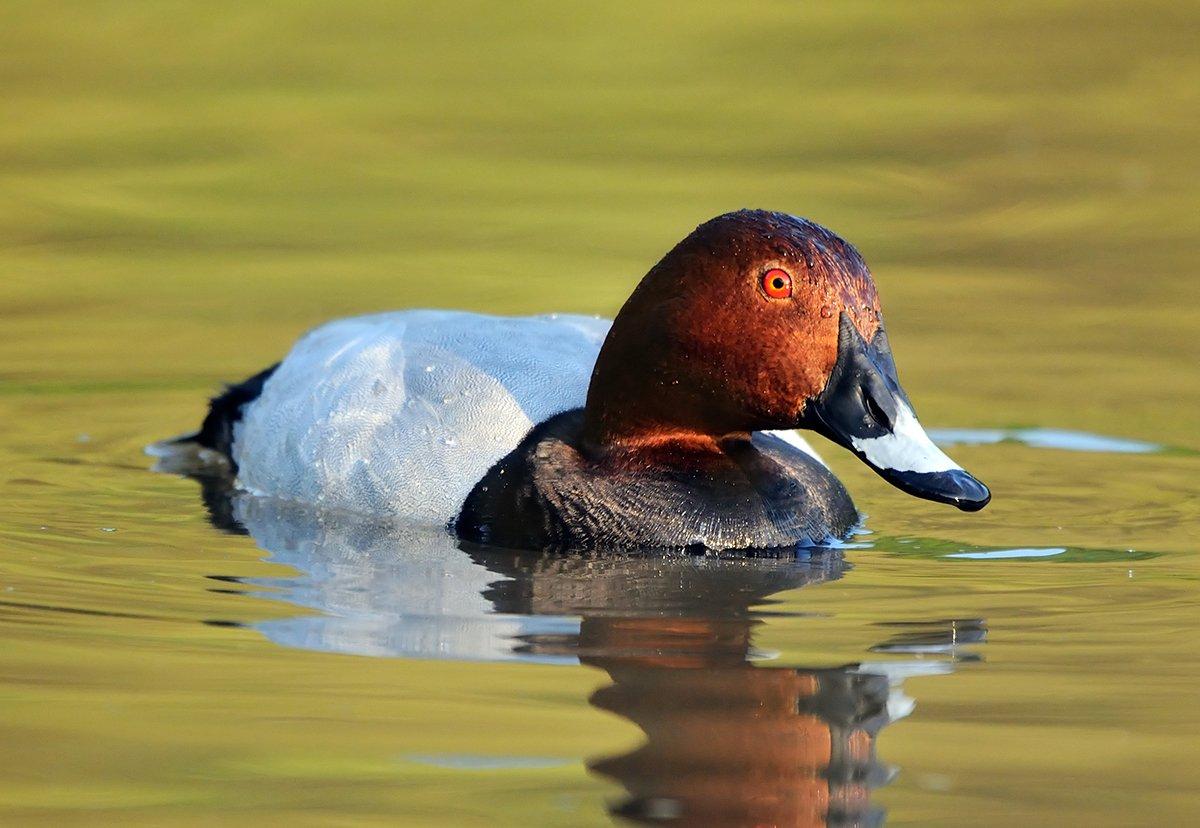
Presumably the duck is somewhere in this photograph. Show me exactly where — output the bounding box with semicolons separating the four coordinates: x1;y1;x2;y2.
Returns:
163;209;989;552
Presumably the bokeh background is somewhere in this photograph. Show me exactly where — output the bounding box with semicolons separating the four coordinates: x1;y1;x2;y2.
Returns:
4;1;1197;442
2;2;1198;824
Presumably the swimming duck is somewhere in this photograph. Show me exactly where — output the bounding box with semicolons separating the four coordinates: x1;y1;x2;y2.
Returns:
169;210;989;551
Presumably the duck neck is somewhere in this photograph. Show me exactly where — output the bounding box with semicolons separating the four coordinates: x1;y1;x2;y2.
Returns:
581;341;747;465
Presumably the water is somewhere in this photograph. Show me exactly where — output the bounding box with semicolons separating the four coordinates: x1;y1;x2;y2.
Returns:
2;2;1198;825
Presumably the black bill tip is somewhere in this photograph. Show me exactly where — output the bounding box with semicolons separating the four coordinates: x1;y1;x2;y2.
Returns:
877;468;991;512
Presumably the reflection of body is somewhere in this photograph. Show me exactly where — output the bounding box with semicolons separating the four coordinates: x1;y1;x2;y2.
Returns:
198;493;979;826
477;552;900;826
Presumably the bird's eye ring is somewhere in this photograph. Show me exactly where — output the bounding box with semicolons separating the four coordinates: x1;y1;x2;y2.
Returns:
761;268;792;299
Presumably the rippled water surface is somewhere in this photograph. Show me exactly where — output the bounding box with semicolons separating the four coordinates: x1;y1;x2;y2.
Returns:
2;2;1198;825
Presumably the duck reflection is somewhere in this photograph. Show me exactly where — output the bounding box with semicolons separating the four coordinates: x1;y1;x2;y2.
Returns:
201;485;984;826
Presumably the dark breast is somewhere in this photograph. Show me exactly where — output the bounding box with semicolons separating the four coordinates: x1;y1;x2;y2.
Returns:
455;410;858;553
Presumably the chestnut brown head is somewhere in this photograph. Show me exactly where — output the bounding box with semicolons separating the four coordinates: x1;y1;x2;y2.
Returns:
584;209;990;511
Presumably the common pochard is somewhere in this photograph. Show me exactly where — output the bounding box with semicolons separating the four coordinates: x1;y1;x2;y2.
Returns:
165;210;989;551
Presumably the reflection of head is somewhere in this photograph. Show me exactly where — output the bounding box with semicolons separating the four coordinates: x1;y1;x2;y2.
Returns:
589;655;894;827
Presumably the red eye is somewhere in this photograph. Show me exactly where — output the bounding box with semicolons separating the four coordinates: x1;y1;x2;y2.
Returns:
761;268;792;299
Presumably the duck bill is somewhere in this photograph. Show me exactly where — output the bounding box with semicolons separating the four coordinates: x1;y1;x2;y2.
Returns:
801;313;991;512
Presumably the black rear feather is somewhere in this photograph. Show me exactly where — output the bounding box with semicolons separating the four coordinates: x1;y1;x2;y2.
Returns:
187;363;279;466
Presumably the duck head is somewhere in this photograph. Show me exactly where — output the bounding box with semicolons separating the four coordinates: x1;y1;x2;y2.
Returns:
584;209;990;512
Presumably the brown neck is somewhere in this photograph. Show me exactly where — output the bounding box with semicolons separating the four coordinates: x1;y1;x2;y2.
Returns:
581;332;749;462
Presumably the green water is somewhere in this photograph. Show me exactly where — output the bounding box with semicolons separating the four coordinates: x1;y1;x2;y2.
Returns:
2;1;1198;825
